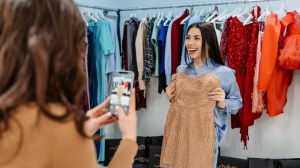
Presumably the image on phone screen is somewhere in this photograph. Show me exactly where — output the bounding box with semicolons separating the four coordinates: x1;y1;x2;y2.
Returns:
109;72;133;115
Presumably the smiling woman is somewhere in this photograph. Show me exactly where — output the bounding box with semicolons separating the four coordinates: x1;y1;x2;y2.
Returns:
164;22;243;168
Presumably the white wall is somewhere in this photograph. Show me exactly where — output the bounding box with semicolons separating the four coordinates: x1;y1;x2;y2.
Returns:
74;0;116;8
80;0;300;159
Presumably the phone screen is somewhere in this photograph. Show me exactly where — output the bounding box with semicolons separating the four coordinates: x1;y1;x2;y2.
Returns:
109;71;134;115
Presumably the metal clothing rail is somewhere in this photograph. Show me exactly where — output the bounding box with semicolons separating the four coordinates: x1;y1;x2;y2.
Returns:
77;3;119;12
119;0;282;11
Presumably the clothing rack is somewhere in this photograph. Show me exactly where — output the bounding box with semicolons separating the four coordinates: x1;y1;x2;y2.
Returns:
119;0;282;11
77;3;122;56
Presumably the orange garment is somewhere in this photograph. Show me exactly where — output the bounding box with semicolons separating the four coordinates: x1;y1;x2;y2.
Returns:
278;11;300;69
258;14;293;117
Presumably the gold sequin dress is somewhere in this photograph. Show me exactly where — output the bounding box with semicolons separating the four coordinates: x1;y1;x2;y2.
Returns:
161;72;220;168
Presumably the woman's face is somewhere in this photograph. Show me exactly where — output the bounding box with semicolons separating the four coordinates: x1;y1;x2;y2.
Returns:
185;27;202;60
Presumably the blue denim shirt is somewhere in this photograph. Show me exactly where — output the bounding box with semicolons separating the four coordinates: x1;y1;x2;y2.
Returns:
176;59;243;167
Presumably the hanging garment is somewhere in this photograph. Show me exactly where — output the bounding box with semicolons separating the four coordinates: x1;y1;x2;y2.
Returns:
160;72;220;168
258;13;293;117
152;17;162;76
122;20;129;70
127;17;140;77
142;18;155;86
136;18;149;91
158;18;169;94
227;16;252;131
278;11;300;69
171;9;189;74
242;8;262;144
220;17;232;66
226;14;253;147
106;18;122;98
213;22;223;45
105;18;121;74
252;31;267;113
165;15;180;85
95;18;116;162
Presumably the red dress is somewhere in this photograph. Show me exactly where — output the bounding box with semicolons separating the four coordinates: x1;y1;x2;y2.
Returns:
227;8;264;147
242;8;263;146
227;16;252;131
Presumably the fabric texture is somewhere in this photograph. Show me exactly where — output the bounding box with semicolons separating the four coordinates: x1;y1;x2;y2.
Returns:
135;18;149;90
278;11;300;69
161;72;220;168
176;59;243;167
142;18;155;86
252;31;266;113
220;17;232;66
258;14;293;117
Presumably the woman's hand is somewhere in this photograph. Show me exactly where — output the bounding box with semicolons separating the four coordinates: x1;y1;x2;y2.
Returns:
166;75;176;101
114;89;137;142
85;98;117;136
208;87;226;109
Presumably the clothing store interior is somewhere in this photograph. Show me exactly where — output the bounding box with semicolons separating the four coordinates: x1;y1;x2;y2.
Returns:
78;0;300;167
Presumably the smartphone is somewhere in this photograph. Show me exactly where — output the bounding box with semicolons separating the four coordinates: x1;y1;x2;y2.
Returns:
109;71;134;115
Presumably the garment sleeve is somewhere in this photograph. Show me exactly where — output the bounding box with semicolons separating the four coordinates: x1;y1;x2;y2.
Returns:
100;20;115;56
108;139;138;168
165;26;172;85
51;121;98;168
223;70;243;115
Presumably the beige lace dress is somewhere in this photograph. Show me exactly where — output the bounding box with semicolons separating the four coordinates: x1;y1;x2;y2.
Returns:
160;72;220;168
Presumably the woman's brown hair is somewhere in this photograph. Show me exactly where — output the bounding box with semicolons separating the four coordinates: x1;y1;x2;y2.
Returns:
0;0;87;138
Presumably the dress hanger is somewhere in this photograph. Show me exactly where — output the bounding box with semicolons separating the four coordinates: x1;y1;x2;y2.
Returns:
211;9;228;22
237;6;252;22
157;12;165;26
86;12;98;22
257;5;271;21
163;11;172;26
98;11;105;18
92;13;100;20
199;9;205;16
205;6;218;22
180;9;192;25
142;12;149;22
153;12;157;18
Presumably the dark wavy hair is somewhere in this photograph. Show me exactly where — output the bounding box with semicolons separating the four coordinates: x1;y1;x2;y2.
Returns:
0;0;87;139
185;22;224;66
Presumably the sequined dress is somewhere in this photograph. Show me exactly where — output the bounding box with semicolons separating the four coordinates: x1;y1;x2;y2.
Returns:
160;72;220;168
